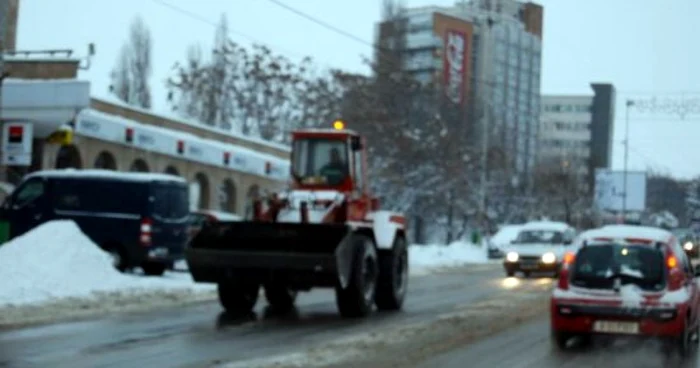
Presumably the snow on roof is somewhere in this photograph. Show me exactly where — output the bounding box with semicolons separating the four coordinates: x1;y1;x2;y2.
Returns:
520;221;571;231
578;225;673;244
3;55;79;63
25;169;187;184
91;96;291;153
3;78;89;86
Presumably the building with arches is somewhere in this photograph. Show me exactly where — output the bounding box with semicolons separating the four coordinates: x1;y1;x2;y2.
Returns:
0;57;291;216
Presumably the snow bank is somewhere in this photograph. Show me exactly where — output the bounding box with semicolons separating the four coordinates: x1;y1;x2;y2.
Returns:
409;241;488;275
0;220;212;307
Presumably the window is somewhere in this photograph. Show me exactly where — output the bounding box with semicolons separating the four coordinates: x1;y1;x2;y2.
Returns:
571;244;665;291
153;185;190;220
353;148;364;193
292;138;349;185
53;179;146;214
14;179;45;207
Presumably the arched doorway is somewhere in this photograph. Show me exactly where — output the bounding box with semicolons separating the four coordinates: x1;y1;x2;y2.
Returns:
93;151;117;170
130;159;149;172
55;145;82;169
164;165;179;176
192;172;210;209
218;179;237;213
244;184;261;219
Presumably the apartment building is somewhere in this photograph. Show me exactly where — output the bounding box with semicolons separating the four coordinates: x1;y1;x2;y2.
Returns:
539;83;617;190
375;0;544;185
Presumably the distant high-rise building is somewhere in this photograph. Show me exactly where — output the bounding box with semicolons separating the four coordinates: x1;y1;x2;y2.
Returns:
374;0;544;184
539;83;617;191
0;0;19;52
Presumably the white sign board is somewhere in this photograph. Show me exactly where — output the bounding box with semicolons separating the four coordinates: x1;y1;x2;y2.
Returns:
594;169;647;212
1;122;34;166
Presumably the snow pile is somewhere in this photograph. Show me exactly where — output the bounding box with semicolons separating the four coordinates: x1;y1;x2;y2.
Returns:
489;224;523;248
0;220;212;307
409;241;488;274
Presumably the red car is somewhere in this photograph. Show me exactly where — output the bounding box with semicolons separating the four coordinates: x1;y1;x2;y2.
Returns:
551;225;700;357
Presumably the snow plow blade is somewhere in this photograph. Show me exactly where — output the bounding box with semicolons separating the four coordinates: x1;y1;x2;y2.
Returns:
185;221;356;288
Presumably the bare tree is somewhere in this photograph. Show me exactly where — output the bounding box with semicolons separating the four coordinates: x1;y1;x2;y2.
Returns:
532;159;591;226
110;15;153;108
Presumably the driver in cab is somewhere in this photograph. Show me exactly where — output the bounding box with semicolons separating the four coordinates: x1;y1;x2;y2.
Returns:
319;147;348;184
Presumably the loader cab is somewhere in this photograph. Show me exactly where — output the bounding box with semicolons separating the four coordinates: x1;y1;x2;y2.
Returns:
290;125;367;195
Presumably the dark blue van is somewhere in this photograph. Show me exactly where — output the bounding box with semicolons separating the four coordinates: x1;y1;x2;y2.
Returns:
0;169;190;276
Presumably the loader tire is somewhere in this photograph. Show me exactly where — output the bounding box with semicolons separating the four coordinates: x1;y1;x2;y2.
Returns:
218;280;260;316
264;284;297;312
335;233;378;318
375;235;408;311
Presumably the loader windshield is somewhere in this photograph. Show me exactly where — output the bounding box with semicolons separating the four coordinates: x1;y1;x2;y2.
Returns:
292;138;349;185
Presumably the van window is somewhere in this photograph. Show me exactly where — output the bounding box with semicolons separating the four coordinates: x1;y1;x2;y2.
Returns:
53;179;146;215
14;179;45;207
152;185;189;220
571;244;665;291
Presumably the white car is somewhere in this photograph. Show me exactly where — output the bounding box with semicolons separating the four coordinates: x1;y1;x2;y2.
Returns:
502;221;577;277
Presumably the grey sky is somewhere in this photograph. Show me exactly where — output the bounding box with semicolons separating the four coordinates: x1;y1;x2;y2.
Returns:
15;0;700;178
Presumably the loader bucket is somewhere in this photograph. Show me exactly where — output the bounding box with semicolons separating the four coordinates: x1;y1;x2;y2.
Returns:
185;221;357;287
189;221;351;254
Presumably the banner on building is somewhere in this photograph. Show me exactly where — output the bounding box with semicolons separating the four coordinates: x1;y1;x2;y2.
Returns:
443;29;467;105
1;122;34;166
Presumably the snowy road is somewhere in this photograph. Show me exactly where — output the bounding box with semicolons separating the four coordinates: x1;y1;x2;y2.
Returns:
417;317;699;368
0;264;536;368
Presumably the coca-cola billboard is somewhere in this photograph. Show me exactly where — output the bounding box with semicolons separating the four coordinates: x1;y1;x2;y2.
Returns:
443;29;467;105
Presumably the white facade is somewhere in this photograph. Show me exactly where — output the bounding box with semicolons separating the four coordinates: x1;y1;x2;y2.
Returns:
539;95;593;177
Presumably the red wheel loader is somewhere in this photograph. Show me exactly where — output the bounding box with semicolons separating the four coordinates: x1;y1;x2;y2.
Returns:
185;121;409;318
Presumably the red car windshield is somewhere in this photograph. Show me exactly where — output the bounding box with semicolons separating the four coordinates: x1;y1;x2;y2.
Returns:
570;244;666;292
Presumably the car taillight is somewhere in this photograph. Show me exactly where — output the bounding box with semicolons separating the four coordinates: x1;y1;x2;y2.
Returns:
140;217;152;246
557;251;575;290
667;255;678;269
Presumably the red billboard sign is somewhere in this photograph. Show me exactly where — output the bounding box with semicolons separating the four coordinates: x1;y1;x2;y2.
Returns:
443;29;467;105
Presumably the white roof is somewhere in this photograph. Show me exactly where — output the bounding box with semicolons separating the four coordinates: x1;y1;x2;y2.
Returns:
26;169;187;184
520;221;571;231
578;225;673;244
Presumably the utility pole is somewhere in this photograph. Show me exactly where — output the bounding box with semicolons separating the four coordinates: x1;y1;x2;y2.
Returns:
622;99;634;221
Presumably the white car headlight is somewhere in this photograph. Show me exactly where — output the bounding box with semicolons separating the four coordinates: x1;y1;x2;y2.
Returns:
684;242;694;251
541;252;556;264
506;252;519;262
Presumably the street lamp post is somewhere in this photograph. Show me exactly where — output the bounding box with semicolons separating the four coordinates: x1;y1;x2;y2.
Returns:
622;99;634;220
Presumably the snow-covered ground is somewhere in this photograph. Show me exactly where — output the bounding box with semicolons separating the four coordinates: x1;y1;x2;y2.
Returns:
0;221;491;326
409;241;490;275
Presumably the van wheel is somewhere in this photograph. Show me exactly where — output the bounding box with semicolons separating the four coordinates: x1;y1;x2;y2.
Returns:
109;246;129;272
142;262;167;276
